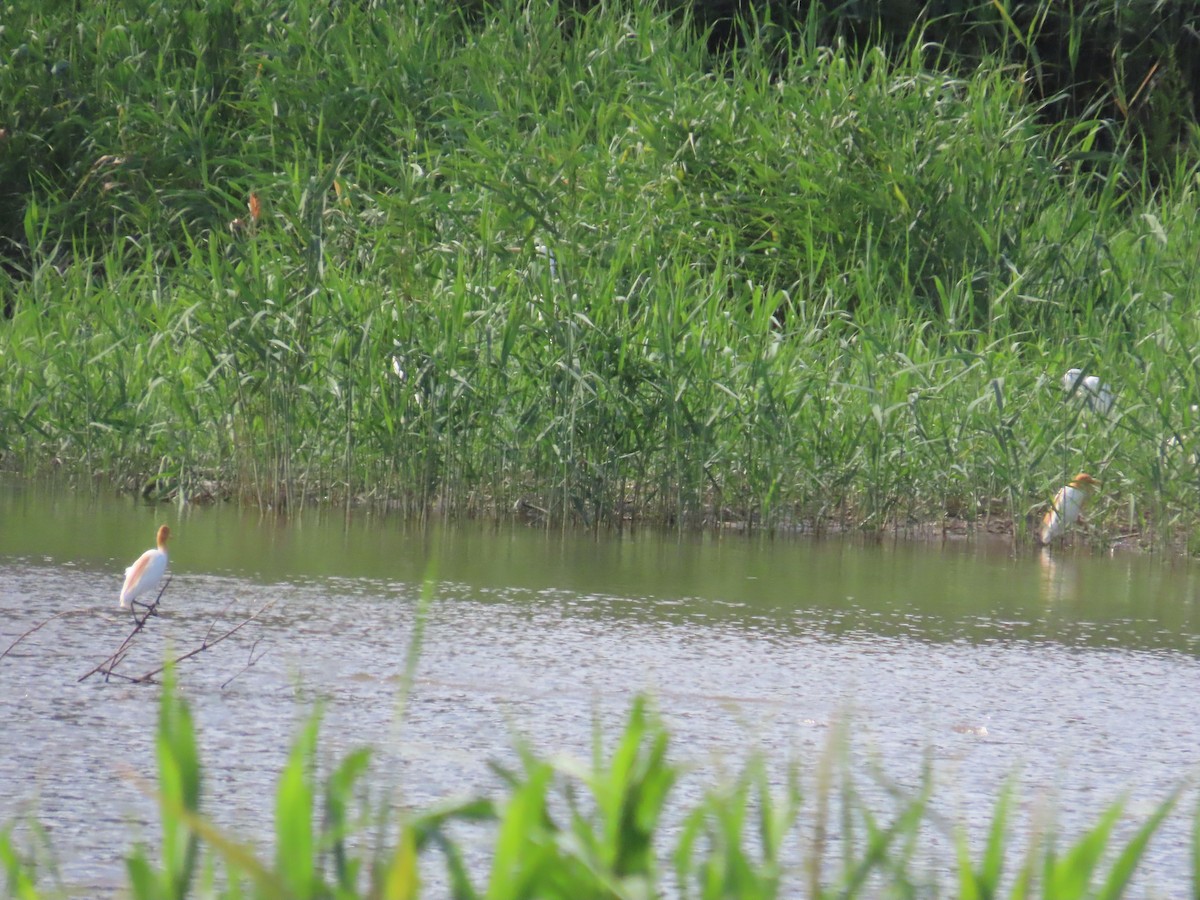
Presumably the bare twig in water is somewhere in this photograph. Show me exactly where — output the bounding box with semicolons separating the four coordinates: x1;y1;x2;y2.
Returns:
80;581;275;685
203;598;239;644
2;610;74;661
132;599;276;685
221;635;270;690
78;576;172;683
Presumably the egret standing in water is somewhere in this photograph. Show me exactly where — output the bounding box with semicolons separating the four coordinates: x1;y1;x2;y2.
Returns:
1039;474;1100;545
120;525;170;609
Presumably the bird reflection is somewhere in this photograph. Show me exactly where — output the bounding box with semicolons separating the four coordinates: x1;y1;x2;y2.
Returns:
1038;546;1078;604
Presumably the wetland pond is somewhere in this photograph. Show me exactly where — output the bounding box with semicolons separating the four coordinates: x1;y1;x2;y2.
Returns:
3;479;1200;896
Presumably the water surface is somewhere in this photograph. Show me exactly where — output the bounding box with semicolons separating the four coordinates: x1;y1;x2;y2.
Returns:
2;478;1200;896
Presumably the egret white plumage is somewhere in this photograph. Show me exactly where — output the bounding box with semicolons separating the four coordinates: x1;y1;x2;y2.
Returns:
533;239;558;280
120;524;170;609
1039;473;1099;545
1061;368;1114;415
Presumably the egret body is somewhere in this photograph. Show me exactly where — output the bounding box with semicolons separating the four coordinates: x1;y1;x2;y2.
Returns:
120;525;171;608
1039;474;1099;544
1061;368;1114;415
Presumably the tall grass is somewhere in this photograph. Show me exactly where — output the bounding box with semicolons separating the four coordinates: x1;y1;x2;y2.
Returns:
2;0;1200;545
0;673;1188;898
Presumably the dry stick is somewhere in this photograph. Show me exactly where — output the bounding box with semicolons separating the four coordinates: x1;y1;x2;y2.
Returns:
203;598;241;645
130;599;277;685
221;635;270;690
78;577;172;683
2;610;73;661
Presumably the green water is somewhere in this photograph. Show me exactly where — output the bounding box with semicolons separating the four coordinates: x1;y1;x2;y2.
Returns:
5;475;1200;653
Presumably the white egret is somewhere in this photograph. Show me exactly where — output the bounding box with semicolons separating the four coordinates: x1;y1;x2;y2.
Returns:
1061;368;1114;415
1039;474;1100;545
120;525;171;608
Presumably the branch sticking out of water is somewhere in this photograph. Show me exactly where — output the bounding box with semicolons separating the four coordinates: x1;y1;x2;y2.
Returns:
130;599;276;685
79;582;276;685
221;635;269;690
2;610;79;660
78;576;173;682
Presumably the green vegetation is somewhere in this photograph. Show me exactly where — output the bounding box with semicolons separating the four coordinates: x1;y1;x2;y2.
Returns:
2;0;1200;547
0;670;1189;898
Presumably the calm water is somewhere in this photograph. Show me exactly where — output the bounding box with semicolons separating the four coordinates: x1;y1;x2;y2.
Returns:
3;478;1200;896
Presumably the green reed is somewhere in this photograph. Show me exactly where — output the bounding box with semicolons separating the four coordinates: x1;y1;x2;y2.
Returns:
2;0;1200;546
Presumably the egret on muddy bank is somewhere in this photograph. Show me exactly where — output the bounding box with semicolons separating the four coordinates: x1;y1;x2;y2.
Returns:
1039;474;1099;545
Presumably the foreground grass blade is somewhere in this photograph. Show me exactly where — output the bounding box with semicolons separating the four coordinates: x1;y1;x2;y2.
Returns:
673;757;799;900
1095;788;1180;900
323;747;372;893
584;696;675;881
0;828;39;900
275;713;321;899
124;664;203;900
956;781;1013;899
